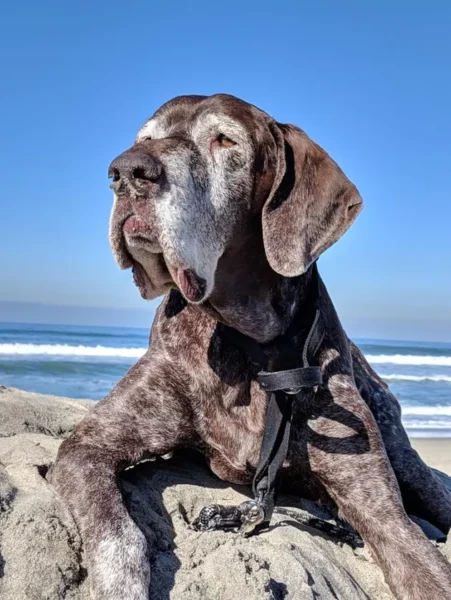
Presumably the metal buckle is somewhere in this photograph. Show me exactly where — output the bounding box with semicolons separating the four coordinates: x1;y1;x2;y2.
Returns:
238;499;265;535
193;504;242;531
193;498;266;535
283;387;302;395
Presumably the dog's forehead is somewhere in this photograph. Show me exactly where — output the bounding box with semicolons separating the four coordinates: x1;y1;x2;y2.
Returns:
136;94;264;142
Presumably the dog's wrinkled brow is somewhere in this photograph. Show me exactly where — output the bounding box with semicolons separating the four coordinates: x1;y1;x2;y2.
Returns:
137;112;247;145
136;119;164;142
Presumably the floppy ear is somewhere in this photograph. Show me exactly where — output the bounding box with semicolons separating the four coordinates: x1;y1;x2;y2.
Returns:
262;123;363;277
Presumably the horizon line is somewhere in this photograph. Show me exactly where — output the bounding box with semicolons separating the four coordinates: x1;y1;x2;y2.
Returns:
1;317;450;347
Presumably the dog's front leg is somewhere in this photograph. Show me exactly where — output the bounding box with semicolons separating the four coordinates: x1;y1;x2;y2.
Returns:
50;356;192;600
52;440;151;600
307;375;451;600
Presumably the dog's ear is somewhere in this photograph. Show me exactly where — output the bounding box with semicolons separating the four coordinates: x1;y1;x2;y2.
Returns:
262;123;363;277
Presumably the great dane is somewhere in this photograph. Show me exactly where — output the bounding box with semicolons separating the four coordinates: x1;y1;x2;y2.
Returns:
51;94;451;599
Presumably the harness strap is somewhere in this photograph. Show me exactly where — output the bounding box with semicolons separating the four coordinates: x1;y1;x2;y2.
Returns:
251;310;323;528
195;305;324;535
251;390;293;524
257;366;322;393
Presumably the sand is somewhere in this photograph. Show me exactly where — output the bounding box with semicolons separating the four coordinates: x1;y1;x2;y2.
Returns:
410;438;451;476
0;385;450;600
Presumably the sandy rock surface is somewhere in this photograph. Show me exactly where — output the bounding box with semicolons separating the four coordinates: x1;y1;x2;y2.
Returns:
0;385;450;599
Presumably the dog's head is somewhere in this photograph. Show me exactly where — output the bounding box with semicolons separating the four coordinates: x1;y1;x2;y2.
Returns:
109;94;362;303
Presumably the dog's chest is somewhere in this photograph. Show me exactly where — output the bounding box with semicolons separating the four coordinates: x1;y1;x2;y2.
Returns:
193;382;337;503
192;378;319;498
195;379;268;484
160;303;316;490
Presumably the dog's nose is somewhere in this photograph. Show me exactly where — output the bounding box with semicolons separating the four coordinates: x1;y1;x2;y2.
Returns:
108;151;163;188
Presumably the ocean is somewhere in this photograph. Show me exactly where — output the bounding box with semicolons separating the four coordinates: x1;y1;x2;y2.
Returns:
1;322;451;438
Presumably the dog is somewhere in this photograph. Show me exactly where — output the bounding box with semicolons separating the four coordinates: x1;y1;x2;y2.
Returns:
51;94;451;600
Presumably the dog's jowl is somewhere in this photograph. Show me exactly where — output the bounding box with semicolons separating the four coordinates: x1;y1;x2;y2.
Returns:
51;94;451;600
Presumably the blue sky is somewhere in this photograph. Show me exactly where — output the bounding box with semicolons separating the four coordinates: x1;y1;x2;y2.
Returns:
1;1;450;340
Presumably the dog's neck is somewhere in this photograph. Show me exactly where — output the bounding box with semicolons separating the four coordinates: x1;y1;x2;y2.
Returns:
202;217;319;344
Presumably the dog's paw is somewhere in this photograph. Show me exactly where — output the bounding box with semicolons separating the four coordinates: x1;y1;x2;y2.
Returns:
89;521;150;600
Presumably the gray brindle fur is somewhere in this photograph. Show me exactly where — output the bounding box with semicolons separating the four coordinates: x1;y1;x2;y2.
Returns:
51;94;451;599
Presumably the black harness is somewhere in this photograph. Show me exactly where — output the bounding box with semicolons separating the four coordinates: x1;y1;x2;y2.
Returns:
194;289;325;535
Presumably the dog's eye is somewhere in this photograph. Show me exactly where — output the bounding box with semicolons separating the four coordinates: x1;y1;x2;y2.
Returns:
216;133;236;148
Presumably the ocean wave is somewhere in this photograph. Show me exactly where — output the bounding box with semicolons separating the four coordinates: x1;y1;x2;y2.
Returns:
366;354;451;367
402;406;451;416
0;359;129;376
0;327;145;339
402;407;451;431
0;343;146;358
383;374;451;383
2;343;451;368
404;421;451;429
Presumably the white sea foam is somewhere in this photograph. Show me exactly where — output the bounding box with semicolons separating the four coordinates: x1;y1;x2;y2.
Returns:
366;354;451;367
402;408;451;431
405;422;451;430
404;421;451;429
402;405;451;416
383;374;451;383
2;344;451;370
0;343;146;358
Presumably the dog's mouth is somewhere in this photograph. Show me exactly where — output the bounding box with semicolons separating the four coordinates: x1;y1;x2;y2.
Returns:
118;213;210;304
117;215;171;298
122;215;160;251
131;258;207;303
121;218;207;303
131;261;150;293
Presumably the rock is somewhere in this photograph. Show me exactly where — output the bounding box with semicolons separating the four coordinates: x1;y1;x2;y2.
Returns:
0;387;449;599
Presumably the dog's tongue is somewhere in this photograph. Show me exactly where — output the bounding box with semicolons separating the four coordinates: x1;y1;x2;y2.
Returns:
177;268;206;302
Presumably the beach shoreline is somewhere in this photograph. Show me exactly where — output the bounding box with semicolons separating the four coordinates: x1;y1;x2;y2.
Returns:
410;437;451;475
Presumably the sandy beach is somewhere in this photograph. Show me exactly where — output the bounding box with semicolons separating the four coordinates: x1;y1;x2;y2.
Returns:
411;438;451;476
0;385;450;600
